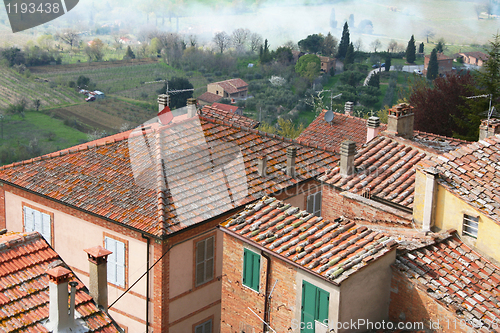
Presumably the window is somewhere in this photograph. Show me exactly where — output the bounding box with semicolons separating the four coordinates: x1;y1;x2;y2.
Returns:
301;281;329;333
243;248;260;291
307;191;322;217
194;319;212;333
463;214;479;238
195;236;214;286
24;206;51;244
105;236;126;287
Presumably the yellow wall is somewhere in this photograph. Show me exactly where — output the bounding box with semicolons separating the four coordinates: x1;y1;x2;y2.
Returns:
414;169;500;263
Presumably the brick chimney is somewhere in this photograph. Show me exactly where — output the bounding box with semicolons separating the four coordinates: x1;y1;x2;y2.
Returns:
340;140;356;177
84;246;112;310
158;94;170;112
187;98;198;118
344;101;354;116
46;266;74;332
422;168;439;232
286;146;297;178
366;116;381;143
257;155;267;177
479;118;500;140
387;103;414;139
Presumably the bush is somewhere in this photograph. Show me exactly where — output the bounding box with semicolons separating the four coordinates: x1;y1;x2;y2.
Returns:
254;73;263;79
214;71;222;77
49;81;57;88
245;74;254;81
68;81;76;88
232;72;240;78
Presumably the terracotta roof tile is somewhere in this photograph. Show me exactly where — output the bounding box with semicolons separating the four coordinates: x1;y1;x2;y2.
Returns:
197;92;222;104
413;130;470;153
421;134;500;223
200;105;259;129
210;78;248;94
0;116;337;237
395;234;500;329
211;103;241;114
0;232;119;332
297;110;387;153
222;196;397;284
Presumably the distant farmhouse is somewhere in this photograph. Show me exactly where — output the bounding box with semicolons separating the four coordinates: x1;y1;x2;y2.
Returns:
457;51;489;67
423;52;454;76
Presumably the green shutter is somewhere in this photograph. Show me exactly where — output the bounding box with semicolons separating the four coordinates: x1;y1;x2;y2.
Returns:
301;281;317;333
316;288;329;323
243;249;260;291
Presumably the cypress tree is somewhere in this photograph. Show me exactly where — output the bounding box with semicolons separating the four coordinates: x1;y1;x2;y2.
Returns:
344;42;354;66
337;22;350;59
427;48;439;80
418;42;424;54
385;54;391;72
406;35;416;63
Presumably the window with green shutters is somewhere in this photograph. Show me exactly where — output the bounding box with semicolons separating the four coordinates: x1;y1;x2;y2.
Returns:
243;248;260;291
301;281;329;333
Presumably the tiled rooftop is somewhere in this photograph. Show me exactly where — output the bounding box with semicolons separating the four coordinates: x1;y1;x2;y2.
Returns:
197;92;222;104
0;116;337;237
394;233;500;329
421;134;500;223
412;130;470;154
211;78;248;94
320;136;427;208
0;231;120;332
211;102;240;113
296;110;387;153
222;196;397;284
200;105;259;129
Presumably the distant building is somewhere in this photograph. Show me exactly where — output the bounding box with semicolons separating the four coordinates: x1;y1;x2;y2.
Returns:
207;78;248;100
319;55;336;74
457;51;489;67
211;102;243;115
423;52;454;76
197;91;223;106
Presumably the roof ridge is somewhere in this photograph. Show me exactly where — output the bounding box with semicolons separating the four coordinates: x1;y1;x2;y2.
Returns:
413;130;471;143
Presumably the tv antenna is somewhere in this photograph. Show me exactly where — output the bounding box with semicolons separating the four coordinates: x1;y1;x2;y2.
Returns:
467;94;494;125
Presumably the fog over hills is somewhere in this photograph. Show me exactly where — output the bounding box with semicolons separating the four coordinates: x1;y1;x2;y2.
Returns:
1;0;499;49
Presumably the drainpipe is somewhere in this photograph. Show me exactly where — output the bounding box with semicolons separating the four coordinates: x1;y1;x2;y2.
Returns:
142;234;150;333
262;252;272;333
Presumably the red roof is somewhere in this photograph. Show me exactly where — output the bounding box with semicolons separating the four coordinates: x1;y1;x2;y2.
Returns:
202;105;258;129
198;92;222;104
0;232;120;332
297;110;387;153
222;196;397;284
211;102;240;113
421;134;500;223
395;233;500;328
0;116;337;237
210;78;248;94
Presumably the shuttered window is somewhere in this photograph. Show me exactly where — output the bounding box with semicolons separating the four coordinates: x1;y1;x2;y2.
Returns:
24;207;51;244
195;236;214;286
105;236;126;287
194;319;212;333
301;281;329;333
463;214;479;238
243;248;260;292
307;191;322;217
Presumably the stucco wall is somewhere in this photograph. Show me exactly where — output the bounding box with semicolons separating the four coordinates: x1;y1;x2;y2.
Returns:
338;249;396;333
413;169;500;262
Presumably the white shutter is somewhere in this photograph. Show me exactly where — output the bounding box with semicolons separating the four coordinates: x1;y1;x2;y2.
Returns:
33;210;42;234
24;207;35;232
41;213;51;243
116;240;125;287
105;237;117;284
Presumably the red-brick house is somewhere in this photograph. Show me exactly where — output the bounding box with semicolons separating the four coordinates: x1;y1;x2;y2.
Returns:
0;101;337;332
458;51;489;67
423;52;454;76
219;196;398;333
0;231;121;333
390;232;500;332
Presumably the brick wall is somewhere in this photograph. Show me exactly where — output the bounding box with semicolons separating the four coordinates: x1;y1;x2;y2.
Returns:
321;185;412;226
389;268;468;333
221;233;297;333
0;184;5;229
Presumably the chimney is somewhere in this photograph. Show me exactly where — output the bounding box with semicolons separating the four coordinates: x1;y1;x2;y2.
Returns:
422;167;439;232
257;155;267;177
344;101;354;116
366;116;381;143
479;118;500;140
340;140;356;177
84;246;112;310
158;94;170;112
187;98;197;118
69;281;78;326
286;146;297;178
46;266;73;332
387;103;414;139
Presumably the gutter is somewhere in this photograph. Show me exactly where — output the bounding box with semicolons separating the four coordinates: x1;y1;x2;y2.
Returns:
262;251;272;333
141;234;150;333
